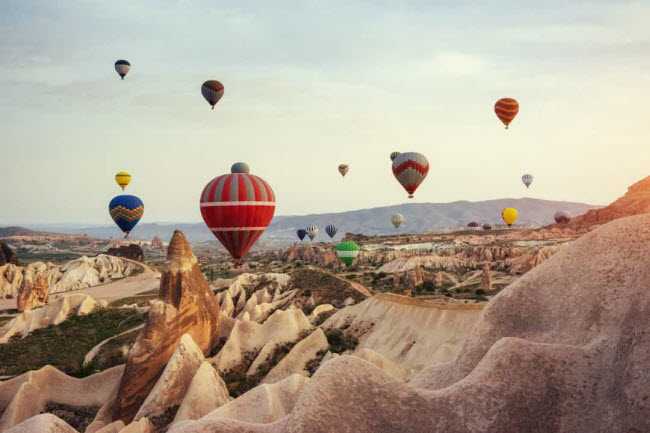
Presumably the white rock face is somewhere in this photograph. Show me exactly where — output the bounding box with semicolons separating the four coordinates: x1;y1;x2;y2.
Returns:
263;328;328;384
134;334;205;422
173;362;231;424
352;348;411;381
168;374;310;431
0;365;124;432
120;417;154;432
211;308;312;373
323;293;484;375
0;255;145;299
0;294;107;343
216;273;293;321
51;255;144;294
4;413;77;433
93;420;126;433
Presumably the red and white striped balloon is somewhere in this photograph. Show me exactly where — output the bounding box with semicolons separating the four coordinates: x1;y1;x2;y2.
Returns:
200;163;275;263
392;152;429;198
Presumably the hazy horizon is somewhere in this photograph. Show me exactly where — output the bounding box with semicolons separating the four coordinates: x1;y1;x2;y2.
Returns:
2;1;649;225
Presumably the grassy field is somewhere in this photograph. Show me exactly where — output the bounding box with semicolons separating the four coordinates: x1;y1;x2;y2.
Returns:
0;308;147;377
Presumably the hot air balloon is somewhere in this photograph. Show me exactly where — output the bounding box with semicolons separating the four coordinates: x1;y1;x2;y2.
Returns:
391;213;404;229
115;172;131;191
467;221;480;228
297;229;307;241
482;223;492;231
554;211;571;224
306;225;318;241
522;174;533;188
200;163;275;264
390;152;401;161
325;224;337;239
338;164;349;178
502;208;518;227
109;195;143;238
336;241;359;267
201;80;224;109
392;152;429;198
114;60;131;80
494;98;519;129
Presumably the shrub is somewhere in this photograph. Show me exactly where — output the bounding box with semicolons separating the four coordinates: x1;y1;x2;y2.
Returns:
325;329;359;354
475;288;486;296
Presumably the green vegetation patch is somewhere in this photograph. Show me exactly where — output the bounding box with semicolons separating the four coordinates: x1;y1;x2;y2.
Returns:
42;403;100;432
0;308;147;377
325;329;359;354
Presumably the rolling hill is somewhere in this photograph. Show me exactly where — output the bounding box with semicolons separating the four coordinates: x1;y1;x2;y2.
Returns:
21;198;601;243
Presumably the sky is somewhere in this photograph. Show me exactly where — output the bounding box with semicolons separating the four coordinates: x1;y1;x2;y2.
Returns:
1;0;649;225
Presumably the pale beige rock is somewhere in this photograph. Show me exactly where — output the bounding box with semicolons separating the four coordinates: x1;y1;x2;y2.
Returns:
352;348;411;381
480;263;492;291
94;420;126;433
211;308;312;373
4;413;77;433
134;334;205;421
0;294;104;343
263;328;328;384
0;365;124;431
323;293;484;374
168;374;310;431
173;362;231;424
119;417;154;433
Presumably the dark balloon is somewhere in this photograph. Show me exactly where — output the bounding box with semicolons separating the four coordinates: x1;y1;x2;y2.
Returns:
114;60;131;80
201;80;225;109
297;229;307;241
482;223;492;231
554;211;571;224
109;195;143;237
467;221;480;228
325;224;337;239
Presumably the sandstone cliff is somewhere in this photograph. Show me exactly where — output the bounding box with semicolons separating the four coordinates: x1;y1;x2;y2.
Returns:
112;231;221;424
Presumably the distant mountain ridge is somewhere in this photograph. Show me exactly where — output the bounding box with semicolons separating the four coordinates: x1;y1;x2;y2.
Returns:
16;198;601;243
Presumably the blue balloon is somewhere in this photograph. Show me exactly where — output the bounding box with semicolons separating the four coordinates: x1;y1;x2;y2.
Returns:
109;195;144;237
297;229;307;241
325;224;337;239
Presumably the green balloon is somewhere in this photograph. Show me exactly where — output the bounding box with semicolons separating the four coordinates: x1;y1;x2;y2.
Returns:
336;241;360;266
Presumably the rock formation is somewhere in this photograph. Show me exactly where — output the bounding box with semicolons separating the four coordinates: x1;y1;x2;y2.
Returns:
0;255;145;299
112;231;221;424
151;236;165;251
0;294;107;343
558;175;650;230
480;263;492;291
186;214;650;433
16;271;49;311
0;241;19;266
0;365;124;431
106;244;144;262
435;270;443;288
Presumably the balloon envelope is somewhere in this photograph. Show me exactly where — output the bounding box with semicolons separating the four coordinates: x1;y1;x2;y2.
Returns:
297;229;307;241
306;225;318;241
336;241;359;266
200;163;275;262
114;60;131;80
391;213;404;228
554;211;571;224
390;152;401;161
392;152;429;198
494;98;519;129
482;223;492;231
338;164;349;177
109;195;143;236
201;80;225;109
467;221;480;228
522;174;533;188
115;172;131;191
502;208;518;227
325;225;338;239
